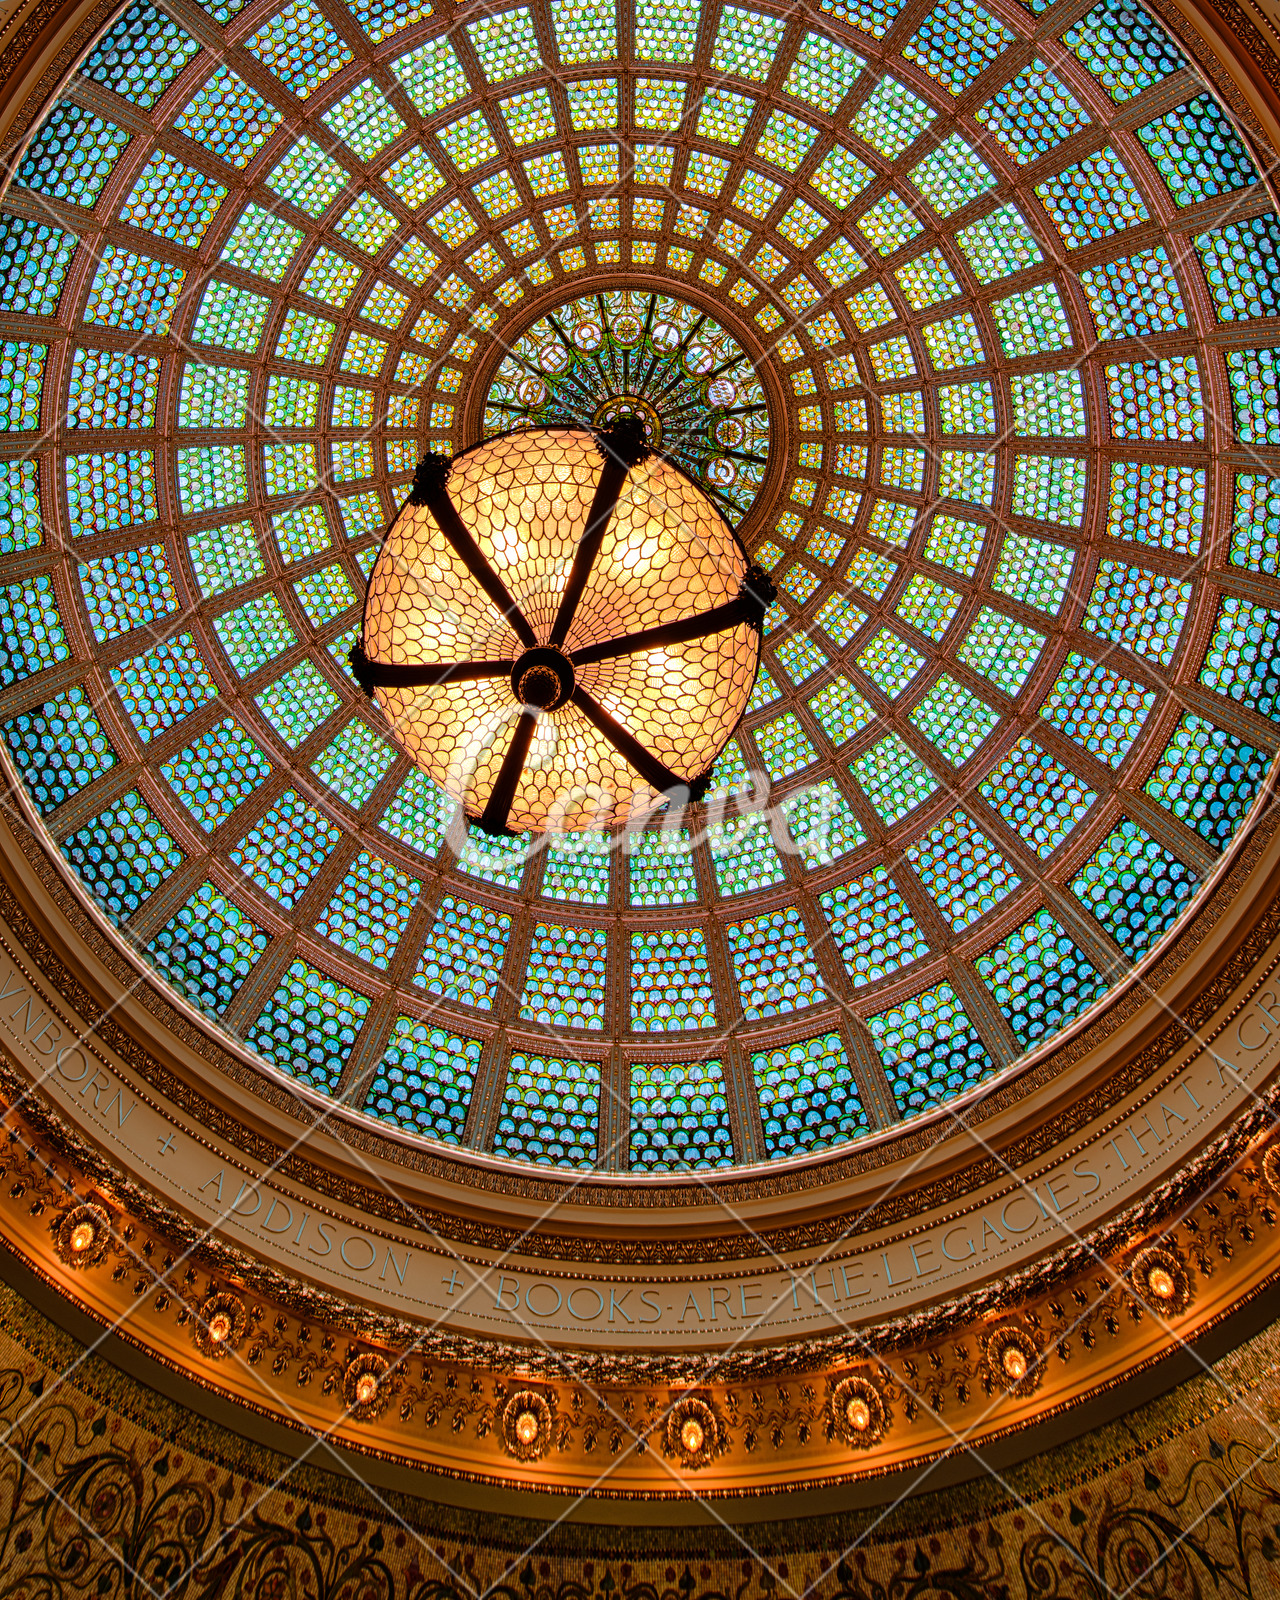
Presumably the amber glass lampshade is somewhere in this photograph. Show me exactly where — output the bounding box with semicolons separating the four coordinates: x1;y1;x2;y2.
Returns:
353;424;772;835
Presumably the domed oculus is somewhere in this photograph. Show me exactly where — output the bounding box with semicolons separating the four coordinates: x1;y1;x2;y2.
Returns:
483;291;770;521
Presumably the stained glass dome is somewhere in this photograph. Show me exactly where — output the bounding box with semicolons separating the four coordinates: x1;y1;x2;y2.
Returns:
2;0;1278;1175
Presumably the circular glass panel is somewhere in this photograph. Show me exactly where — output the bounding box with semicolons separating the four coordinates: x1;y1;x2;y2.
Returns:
0;0;1275;1177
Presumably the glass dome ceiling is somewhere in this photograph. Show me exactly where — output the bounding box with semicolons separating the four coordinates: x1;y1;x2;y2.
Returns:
2;0;1279;1174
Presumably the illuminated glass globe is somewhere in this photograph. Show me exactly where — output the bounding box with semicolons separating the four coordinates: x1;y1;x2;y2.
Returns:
353;423;774;834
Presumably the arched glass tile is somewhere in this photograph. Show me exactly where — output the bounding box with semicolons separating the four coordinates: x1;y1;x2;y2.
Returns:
230;790;340;908
908;676;1000;767
16;102;132;206
906;811;1021;931
112;635;219;742
213;594;296;676
1144;714;1270;852
414;895;511;1008
1082;561;1191;666
60;790;182;924
1108;464;1204;555
80;3;202;108
540;833;612;904
752;1032;868;1158
0;216;76;317
66;450;157;537
456;823;530;888
1038;655;1155;767
975;909;1107;1047
979;740;1096;859
173;67;281;166
316;851;422;968
726;906;826;1018
1061;0;1183;101
1200;597;1280;722
0;460;41;553
494;1052;600;1168
1135;95;1257;206
520;921;608;1029
781;780;866;866
1011;454;1086;526
79;547;177;642
2;686;116;813
161;718;271;832
148;882;268;1016
1071;818;1197;960
630;927;716;1032
363;1021;481;1143
820;866;928;986
628;828;698;907
1197;215;1280;323
629;1061;732;1171
378;769;448;859
903;0;1014;95
869;982;993;1117
255;661;340;746
708;813;787;896
247;960;371;1094
310;719;395;808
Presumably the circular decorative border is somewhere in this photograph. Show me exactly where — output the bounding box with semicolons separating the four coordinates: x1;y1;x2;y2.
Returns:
4;0;1278;1189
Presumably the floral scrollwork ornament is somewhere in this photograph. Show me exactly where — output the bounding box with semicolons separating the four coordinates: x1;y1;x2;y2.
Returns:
1260;1142;1280;1200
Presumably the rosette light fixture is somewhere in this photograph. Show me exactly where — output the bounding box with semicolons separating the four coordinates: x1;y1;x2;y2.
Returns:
352;422;774;835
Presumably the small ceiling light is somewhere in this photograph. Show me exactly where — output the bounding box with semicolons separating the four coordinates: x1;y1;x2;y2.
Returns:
666;1395;720;1468
195;1291;247;1359
986;1327;1040;1396
1147;1265;1176;1301
55;1203;110;1269
830;1374;888;1449
354;422;774;835
1001;1345;1028;1383
501;1389;553;1460
845;1395;871;1433
344;1352;391;1419
1131;1245;1190;1313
